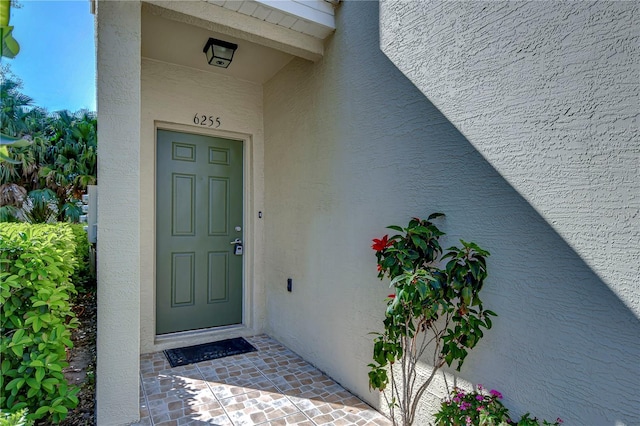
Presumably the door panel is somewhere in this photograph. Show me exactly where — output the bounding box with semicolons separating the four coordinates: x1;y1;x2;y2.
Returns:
156;130;243;334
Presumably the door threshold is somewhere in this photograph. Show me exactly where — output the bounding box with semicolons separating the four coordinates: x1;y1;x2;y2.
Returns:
151;324;254;353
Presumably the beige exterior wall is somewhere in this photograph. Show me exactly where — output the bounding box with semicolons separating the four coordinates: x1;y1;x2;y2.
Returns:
139;58;267;353
380;1;640;316
95;1;141;424
95;0;638;424
263;1;639;425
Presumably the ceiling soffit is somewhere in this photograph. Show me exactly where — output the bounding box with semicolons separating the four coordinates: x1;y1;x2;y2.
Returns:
210;0;336;39
143;0;337;62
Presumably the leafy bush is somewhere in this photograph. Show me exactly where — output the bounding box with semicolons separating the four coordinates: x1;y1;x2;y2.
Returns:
0;224;80;423
68;224;94;290
0;409;34;426
369;214;495;426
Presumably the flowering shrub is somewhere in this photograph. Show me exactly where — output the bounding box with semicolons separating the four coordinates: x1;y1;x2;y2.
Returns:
434;386;563;426
368;214;496;426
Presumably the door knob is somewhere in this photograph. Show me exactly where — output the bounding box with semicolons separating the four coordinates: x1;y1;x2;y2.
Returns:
230;238;242;245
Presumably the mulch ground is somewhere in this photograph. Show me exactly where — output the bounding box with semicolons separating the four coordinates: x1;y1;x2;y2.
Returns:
58;290;97;426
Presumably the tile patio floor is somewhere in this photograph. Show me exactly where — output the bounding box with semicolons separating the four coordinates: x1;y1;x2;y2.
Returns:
133;335;392;426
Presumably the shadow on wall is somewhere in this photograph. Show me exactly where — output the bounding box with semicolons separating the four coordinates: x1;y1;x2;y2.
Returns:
355;4;640;425
263;1;639;424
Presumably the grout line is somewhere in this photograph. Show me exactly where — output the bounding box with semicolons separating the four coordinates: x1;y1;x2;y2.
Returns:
195;362;236;425
244;338;319;426
246;347;312;423
139;370;154;426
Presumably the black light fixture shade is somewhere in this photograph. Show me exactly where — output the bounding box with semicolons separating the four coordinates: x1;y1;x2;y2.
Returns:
203;38;238;69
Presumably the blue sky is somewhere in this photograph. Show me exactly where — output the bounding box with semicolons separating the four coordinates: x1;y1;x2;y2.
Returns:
5;0;96;112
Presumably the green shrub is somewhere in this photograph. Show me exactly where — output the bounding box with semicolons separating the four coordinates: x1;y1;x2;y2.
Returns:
0;224;80;423
0;409;34;426
68;224;94;290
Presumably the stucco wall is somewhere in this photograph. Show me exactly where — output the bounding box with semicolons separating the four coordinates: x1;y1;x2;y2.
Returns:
95;1;141;424
263;1;639;424
379;1;640;316
139;58;267;353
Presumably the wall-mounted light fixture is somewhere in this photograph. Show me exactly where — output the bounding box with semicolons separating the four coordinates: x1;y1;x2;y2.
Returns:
203;38;238;68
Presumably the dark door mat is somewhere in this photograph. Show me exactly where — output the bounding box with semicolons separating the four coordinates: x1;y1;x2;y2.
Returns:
163;337;257;368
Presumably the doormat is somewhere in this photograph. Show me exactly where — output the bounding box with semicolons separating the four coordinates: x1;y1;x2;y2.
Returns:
163;337;257;368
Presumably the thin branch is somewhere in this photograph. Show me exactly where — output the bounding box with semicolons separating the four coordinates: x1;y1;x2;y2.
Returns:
409;359;446;422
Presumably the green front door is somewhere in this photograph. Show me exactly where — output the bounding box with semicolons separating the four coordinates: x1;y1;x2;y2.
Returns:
156;129;243;334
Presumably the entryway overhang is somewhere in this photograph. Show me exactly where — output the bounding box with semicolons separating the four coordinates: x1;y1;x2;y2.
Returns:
143;0;336;63
94;1;337;424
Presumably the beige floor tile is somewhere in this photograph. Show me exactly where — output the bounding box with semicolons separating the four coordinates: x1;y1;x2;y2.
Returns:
220;390;300;426
257;412;314;425
138;335;391;426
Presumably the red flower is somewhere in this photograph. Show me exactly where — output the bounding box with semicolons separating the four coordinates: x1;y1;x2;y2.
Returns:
372;235;393;251
377;264;382;272
387;294;396;299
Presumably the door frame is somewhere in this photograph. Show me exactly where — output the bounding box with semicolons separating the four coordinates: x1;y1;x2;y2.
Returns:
151;121;256;348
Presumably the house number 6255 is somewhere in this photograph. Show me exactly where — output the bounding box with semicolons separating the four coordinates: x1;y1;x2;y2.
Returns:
193;114;221;128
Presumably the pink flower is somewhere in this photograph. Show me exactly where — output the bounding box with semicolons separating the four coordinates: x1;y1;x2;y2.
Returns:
459;402;471;411
477;406;485;412
465;416;472;425
476;395;484;401
557;419;563;424
478;384;483;390
490;389;503;399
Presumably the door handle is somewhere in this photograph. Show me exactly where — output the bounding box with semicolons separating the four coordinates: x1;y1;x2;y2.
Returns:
230;238;242;245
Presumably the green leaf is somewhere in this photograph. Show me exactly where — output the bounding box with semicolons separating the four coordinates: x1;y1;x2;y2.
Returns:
416;281;428;298
6;377;25;390
0;145;20;163
484;316;493;329
461;286;472;306
41;378;58;393
469;261;480;280
1;28;20;58
53;405;68;414
382;256;395;268
35;405;52;416
11;344;23;357
12;328;25;343
46;362;63;372
0;133;30;146
30;359;44;368
32;316;42;332
26;377;40;389
35;366;45;383
410;234;426;250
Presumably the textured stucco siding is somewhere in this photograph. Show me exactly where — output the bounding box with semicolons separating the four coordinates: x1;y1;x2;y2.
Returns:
263;1;639;424
379;1;640;316
139;59;267;353
95;1;141;424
